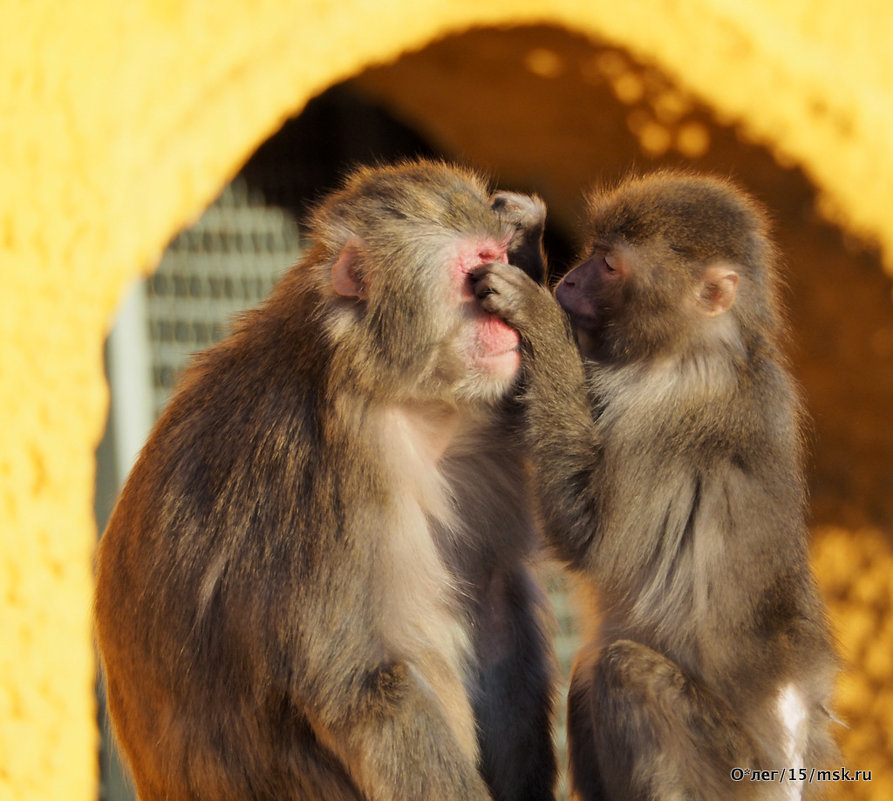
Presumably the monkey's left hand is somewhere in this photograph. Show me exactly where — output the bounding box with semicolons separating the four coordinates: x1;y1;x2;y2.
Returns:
471;261;567;344
490;191;546;243
490;191;547;284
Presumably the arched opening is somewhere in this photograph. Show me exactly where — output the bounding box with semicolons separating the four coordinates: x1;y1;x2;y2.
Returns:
95;24;893;801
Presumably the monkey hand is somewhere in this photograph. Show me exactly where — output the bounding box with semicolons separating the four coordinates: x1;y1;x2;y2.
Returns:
471;261;567;346
490;191;547;284
491;191;546;240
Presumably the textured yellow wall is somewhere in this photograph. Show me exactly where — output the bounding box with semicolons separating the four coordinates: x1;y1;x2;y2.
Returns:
2;1;892;799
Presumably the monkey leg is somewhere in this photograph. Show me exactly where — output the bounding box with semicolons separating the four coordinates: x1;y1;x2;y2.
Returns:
571;639;770;801
472;565;557;801
104;676;369;801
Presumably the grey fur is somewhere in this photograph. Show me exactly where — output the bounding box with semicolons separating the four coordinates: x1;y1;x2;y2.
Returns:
473;171;838;801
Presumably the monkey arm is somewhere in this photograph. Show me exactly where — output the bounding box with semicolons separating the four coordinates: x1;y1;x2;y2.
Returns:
277;513;495;801
322;666;494;801
289;613;495;801
471;261;606;566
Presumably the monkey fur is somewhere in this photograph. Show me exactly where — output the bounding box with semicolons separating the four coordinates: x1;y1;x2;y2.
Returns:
95;161;556;801
473;170;839;801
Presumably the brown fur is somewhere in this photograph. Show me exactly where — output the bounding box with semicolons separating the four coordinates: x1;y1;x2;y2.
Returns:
95;161;556;801
473;170;839;801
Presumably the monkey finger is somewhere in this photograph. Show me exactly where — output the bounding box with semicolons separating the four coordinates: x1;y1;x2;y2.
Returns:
469;260;529;287
469;262;503;294
471;273;515;311
479;296;505;318
474;283;522;323
473;280;505;309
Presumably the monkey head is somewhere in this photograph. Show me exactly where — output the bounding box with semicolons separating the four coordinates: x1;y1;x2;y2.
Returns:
300;161;534;404
557;171;781;363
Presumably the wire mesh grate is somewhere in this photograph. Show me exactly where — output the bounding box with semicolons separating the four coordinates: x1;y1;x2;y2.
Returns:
144;175;304;416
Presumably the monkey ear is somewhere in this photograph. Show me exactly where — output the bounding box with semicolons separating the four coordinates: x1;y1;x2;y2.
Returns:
697;264;739;317
332;238;368;299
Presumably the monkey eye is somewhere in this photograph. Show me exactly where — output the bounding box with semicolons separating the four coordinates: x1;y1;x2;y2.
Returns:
603;253;618;273
669;243;694;259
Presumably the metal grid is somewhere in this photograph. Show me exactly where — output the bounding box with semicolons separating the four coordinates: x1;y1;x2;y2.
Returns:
144;175;304;415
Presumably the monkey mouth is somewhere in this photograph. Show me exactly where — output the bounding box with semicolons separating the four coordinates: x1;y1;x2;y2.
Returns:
567;312;599;332
485;343;521;359
557;299;599;331
473;314;521;378
476;348;522;382
479;313;520;348
555;285;599;329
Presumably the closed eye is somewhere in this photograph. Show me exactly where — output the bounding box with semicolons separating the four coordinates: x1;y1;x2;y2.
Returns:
669;242;695;258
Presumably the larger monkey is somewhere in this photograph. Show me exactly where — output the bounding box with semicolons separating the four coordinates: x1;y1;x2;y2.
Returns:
95;161;556;801
473;171;838;800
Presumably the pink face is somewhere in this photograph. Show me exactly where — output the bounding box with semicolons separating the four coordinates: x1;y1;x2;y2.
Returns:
453;236;522;381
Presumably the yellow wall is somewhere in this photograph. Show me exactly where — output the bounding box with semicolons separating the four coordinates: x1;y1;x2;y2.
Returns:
2;1;892;799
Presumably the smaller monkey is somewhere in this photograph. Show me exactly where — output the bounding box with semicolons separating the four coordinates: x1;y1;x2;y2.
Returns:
473;171;839;801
